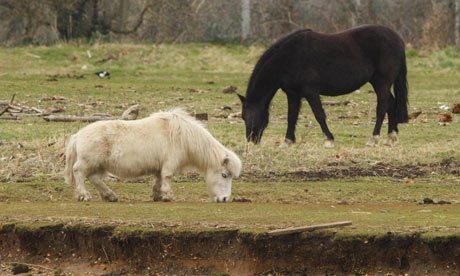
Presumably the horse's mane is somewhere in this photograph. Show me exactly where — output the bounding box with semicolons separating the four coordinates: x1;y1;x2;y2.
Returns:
246;29;312;101
150;109;241;176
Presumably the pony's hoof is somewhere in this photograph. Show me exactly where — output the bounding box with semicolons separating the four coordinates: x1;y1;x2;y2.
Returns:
384;131;398;147
77;193;92;202
103;193;118;202
324;139;334;148
161;197;175;202
153;194;175;202
384;139;394;147
279;138;295;148
366;135;380;147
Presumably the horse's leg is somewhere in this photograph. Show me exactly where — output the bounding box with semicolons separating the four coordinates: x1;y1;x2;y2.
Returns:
151;174;163;201
72;161;92;201
367;82;391;147
304;91;334;148
157;165;176;202
88;173;118;202
280;93;301;148
384;94;399;147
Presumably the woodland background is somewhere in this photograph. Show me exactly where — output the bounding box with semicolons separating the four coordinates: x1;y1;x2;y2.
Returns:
1;0;460;49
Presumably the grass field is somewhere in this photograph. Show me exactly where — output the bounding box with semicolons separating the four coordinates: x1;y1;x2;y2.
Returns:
0;43;459;235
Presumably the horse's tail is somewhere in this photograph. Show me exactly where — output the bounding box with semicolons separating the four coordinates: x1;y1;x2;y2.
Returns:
64;135;77;186
394;57;409;123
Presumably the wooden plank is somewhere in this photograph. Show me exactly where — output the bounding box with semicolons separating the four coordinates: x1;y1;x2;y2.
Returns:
267;221;352;236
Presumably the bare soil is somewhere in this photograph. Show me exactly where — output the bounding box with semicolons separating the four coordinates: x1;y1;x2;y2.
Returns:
242;157;460;182
1;223;459;276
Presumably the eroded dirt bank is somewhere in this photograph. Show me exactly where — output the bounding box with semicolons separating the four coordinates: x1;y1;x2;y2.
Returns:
1;223;460;275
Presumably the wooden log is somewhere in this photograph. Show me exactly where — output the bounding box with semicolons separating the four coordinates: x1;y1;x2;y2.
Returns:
43;115;107;122
195;113;208;121
0;107;7;117
43;105;139;122
322;100;351;106
121;104;139;120
30;107;45;114
267;221;352;236
11;113;42;117
7;105;22;112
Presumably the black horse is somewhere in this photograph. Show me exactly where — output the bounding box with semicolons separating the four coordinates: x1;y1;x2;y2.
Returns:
238;24;408;148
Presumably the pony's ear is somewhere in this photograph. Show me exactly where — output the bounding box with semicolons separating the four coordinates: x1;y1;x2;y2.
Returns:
237;93;246;104
222;156;229;167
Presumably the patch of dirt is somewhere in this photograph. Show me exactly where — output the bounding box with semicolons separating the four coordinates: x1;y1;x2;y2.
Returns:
242;158;460;182
1;223;460;276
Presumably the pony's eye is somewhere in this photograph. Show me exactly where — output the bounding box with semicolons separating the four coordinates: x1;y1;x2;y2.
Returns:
221;173;227;178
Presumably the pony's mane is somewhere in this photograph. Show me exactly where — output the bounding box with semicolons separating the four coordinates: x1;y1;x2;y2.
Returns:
150;109;241;176
246;29;312;102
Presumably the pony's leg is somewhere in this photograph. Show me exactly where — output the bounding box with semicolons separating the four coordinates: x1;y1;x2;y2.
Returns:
384;94;399;147
280;94;301;148
151;174;163;201
72;161;92;201
304;92;334;148
367;82;391;147
88;173;118;202
157;166;176;202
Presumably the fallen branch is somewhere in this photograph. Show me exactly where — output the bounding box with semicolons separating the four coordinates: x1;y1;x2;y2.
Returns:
10;113;42;117
25;53;41;59
0;106;7;117
43;104;139;122
10;93;16;105
267;221;352;236
0;94;16;116
322;100;351;106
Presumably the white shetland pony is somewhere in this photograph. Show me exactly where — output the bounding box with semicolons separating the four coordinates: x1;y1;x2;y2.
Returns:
64;109;242;203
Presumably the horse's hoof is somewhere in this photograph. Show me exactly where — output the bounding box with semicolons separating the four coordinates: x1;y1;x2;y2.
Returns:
324;139;334;148
152;195;162;202
161;197;175;202
103;193;118;202
280;138;295;148
78;193;91;202
384;131;398;147
153;194;175;202
366;135;380;147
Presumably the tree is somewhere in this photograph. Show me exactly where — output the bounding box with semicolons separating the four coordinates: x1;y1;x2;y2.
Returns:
241;0;251;40
456;0;460;49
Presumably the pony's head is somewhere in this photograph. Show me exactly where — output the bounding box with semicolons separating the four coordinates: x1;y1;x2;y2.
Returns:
238;94;269;144
206;153;242;203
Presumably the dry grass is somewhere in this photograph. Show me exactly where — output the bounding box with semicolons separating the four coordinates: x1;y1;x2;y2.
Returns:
0;44;459;234
0;43;459;182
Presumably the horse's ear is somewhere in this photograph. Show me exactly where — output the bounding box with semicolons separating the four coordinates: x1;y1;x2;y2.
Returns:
237;93;246;104
222;156;229;167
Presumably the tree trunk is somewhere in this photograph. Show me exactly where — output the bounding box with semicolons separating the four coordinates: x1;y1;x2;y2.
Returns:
241;0;251;40
351;0;361;27
456;0;460;49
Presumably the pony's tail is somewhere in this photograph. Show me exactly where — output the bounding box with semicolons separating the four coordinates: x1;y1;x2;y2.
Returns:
394;58;409;123
64;135;77;186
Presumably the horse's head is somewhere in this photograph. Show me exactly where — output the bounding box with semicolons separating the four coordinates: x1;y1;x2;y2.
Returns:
206;154;241;203
238;94;269;144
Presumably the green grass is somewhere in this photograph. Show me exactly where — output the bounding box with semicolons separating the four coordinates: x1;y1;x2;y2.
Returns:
0;43;459;234
1;200;459;235
0;176;459;234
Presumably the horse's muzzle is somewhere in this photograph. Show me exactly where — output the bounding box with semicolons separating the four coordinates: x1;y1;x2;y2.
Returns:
215;196;228;203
